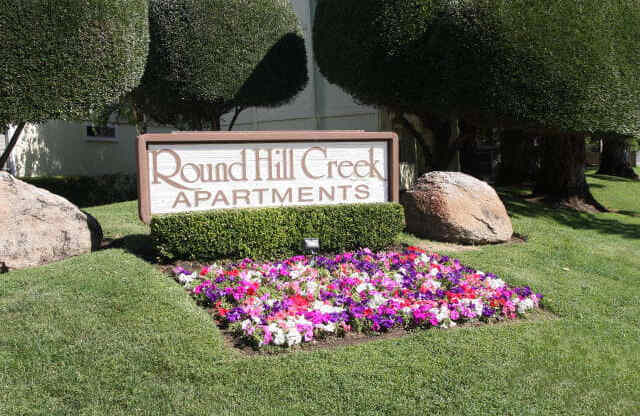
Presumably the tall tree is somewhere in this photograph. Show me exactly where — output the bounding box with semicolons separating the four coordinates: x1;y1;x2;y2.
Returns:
136;0;309;131
0;0;149;168
497;131;539;186
313;0;640;210
597;135;639;180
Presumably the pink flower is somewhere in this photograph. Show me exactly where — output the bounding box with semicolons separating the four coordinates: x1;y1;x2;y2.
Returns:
262;326;272;345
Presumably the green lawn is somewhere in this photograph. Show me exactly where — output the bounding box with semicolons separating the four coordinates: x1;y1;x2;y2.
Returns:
2;171;640;415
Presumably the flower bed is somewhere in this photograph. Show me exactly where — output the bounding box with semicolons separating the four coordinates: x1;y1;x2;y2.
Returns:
173;247;543;349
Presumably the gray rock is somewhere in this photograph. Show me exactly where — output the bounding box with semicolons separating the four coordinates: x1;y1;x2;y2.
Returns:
0;172;103;271
401;171;513;244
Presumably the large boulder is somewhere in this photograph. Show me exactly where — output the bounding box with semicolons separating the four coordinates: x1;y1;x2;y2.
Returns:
0;172;103;271
401;172;513;244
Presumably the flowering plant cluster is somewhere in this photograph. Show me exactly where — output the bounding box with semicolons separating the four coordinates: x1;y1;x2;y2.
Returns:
174;247;543;349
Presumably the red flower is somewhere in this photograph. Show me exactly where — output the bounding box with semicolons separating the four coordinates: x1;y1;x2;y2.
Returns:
290;295;309;308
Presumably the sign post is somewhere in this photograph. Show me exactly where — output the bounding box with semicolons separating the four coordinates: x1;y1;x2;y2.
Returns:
137;131;400;224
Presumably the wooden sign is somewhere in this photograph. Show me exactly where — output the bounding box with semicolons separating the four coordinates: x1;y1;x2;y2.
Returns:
137;131;399;223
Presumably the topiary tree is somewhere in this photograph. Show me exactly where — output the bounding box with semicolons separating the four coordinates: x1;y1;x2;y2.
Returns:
136;0;308;132
313;0;640;210
0;0;149;168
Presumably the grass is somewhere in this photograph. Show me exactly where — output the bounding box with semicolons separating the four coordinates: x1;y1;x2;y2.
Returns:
2;170;640;415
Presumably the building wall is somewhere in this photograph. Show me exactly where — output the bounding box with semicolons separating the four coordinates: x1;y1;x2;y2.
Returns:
10;0;381;178
9;122;174;177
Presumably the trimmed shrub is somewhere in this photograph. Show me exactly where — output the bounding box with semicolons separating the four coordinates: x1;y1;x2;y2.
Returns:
138;0;308;130
313;0;640;208
313;0;640;136
151;203;406;261
0;0;149;125
22;174;137;208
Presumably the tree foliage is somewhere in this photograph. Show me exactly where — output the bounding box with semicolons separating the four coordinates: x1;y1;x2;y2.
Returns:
313;0;640;136
138;0;309;130
0;0;149;126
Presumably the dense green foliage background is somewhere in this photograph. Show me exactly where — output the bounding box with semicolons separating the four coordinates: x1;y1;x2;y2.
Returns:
0;0;149;125
314;0;640;135
151;203;406;260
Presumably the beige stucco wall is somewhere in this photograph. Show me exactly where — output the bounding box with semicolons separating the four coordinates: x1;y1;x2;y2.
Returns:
10;121;173;177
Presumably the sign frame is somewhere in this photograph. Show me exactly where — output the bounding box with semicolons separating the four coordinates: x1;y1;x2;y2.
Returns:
136;131;400;224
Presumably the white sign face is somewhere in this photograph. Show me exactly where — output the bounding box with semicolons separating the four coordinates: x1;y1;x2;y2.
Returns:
147;141;389;215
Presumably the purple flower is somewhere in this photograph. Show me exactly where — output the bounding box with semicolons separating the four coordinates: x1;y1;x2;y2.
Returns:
227;307;245;323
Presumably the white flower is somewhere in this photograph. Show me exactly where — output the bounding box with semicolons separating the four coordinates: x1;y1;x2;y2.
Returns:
178;272;197;286
430;268;439;276
318;322;336;333
441;320;456;329
436;305;449;322
246;270;262;280
472;299;484;316
305;280;318;295
368;293;388;308
517;298;535;314
489;278;506;289
273;328;286;346
417;254;430;264
311;301;344;314
286;328;303;346
356;282;374;293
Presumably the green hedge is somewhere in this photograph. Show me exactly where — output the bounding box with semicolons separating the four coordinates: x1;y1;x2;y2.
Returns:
151;203;405;261
22;173;137;208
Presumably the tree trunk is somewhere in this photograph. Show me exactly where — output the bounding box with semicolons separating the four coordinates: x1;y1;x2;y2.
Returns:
392;113;431;176
498;130;534;185
130;97;148;136
0;122;26;171
211;115;221;131
228;106;244;131
423;116;461;171
597;135;639;179
535;134;606;212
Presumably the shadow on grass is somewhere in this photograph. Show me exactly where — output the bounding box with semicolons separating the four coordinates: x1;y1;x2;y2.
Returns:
103;234;157;263
498;190;640;241
586;173;640;183
616;210;640;218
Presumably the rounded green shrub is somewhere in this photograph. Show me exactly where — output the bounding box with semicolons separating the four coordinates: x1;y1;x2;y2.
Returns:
313;0;640;135
0;0;149;125
139;0;308;129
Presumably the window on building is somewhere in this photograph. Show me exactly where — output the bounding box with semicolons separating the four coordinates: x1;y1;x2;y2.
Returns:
85;124;117;142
